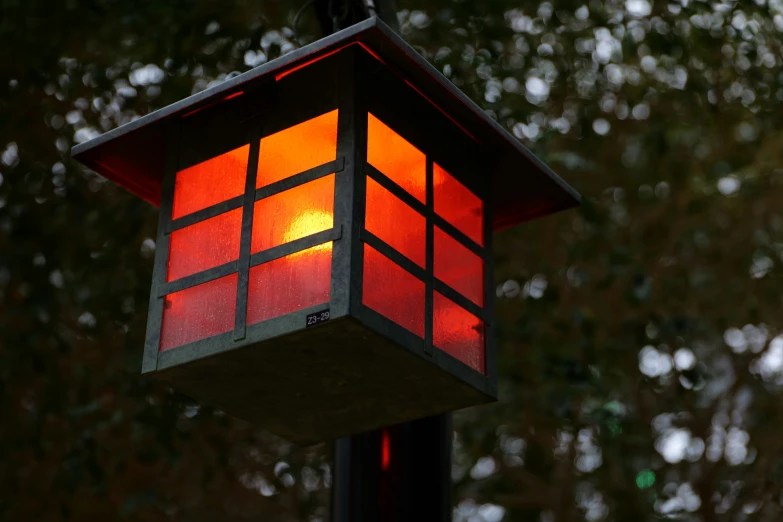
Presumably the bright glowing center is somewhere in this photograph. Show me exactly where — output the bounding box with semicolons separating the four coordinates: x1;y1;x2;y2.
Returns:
284;210;333;257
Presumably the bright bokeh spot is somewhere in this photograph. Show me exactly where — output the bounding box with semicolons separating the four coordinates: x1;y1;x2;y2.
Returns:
636;469;655;489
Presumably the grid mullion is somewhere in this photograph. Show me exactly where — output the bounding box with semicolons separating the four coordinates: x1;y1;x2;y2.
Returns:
233;130;261;341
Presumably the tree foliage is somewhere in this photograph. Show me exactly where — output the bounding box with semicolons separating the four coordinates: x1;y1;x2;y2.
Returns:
2;0;783;520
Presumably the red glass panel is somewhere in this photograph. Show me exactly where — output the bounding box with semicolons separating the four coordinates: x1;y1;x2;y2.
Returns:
172;145;249;220
365;177;425;267
251;175;334;254
167;209;242;282
434;227;484;306
160;274;238;351
257;110;338;187
246;244;332;325
433;292;485;373
362;244;424;337
367;113;426;203
433;163;483;246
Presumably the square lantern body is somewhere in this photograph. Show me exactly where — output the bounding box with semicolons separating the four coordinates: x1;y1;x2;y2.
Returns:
72;18;579;444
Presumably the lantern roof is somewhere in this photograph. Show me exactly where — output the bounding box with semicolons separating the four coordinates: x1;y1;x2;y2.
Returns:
72;16;579;229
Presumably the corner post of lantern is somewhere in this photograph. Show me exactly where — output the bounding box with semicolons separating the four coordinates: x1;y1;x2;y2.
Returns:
483;164;498;398
142;120;180;375
332;45;366;320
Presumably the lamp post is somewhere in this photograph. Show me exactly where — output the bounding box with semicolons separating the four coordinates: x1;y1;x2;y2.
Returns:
72;15;579;521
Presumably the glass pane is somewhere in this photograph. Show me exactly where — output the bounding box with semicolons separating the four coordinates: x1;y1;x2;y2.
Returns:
160;274;238;351
365;177;425;268
362;244;424;338
433;163;483;246
251;175;334;254
367;113;425;203
172;145;249;220
167;208;242;282
434;227;484;306
433;292;485;374
257;110;338;187
247;244;332;325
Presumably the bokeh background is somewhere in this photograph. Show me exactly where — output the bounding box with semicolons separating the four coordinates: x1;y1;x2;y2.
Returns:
3;0;783;520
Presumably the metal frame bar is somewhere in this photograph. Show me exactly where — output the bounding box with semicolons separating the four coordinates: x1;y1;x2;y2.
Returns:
249;227;342;266
348;49;369;319
254;158;344;201
167;195;244;233
142;120;180;374
234;129;262;341
159;261;238;297
483;181;497;394
330;49;360;320
424;158;434;356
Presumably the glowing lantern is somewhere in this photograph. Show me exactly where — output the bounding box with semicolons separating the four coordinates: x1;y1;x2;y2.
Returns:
71;18;579;443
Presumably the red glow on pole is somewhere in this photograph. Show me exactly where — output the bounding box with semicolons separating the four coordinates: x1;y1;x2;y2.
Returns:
382;429;391;471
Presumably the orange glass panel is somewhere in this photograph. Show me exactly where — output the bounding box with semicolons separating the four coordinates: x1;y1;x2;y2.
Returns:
367;113;426;203
167;209;242;282
251;175;334;254
257;110;338;187
433;164;483;246
365;177;426;267
433;292;485;373
363;244;424;338
247;244;332;325
172;145;249;220
434;227;484;306
160;274;238;351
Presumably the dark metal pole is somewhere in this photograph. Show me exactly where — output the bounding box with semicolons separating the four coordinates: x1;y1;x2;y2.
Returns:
315;3;451;521
331;413;452;522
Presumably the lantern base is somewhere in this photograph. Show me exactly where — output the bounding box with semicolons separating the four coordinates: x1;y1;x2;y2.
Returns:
150;316;494;444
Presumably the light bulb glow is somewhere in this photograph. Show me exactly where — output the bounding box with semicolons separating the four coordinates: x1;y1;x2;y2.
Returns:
283;210;333;257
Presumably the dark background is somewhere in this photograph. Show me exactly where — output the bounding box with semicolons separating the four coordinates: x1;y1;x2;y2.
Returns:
2;1;783;520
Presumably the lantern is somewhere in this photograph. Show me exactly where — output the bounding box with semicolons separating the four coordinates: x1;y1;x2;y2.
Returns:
72;18;579;444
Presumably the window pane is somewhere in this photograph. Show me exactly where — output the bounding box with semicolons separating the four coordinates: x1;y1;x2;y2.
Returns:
433;163;483;246
172;145;248;220
257;110;338;187
433;292;485;374
247;244;332;325
434;227;484;306
362;244;424;338
367;113;425;203
365;177;425;268
251;175;334;254
167;208;242;282
160;274;238;351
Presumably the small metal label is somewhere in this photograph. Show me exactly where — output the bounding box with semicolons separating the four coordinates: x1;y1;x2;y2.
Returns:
306;309;331;327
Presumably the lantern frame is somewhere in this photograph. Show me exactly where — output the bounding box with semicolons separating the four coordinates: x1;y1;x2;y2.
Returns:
72;17;579;443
